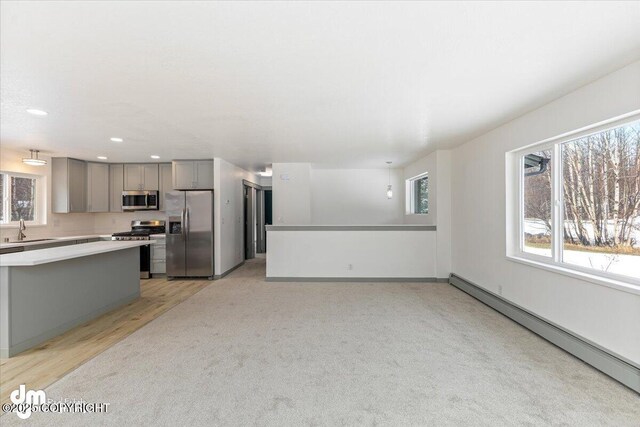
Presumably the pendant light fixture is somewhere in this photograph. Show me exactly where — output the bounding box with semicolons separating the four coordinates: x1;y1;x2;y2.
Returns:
386;161;393;199
22;149;47;166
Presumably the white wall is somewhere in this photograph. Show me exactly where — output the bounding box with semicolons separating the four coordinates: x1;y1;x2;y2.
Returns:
0;147;96;241
273;163;405;225
451;61;640;363
259;176;272;188
402;149;451;278
435;151;451;277
214;158;259;276
93;210;166;234
310;168;404;225
267;229;436;278
272;163;312;225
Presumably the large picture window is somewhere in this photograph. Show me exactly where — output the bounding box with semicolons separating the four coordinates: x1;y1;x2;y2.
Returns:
515;118;640;283
0;172;44;225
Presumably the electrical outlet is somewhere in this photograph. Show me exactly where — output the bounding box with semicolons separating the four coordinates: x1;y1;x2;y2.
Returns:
498;285;503;296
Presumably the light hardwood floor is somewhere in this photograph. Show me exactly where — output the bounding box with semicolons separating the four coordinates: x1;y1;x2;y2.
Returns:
0;277;211;405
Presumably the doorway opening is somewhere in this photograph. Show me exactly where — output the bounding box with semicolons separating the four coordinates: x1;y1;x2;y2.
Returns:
243;181;272;260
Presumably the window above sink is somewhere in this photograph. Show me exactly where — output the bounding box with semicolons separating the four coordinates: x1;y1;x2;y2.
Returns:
0;171;47;227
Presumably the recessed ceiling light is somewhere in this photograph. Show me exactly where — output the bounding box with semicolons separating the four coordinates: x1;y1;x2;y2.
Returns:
26;109;48;116
150;155;160;159
97;156;108;160
110;137;123;142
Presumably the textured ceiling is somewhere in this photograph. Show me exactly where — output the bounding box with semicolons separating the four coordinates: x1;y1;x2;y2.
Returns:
1;1;639;171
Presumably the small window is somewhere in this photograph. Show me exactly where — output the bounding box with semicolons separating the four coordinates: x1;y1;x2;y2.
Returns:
409;174;428;214
0;171;44;225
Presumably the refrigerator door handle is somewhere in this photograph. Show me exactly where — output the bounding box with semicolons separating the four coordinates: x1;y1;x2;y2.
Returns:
185;208;190;238
181;208;186;238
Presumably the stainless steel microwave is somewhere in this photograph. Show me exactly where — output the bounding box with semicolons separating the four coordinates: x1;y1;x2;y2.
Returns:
122;191;159;211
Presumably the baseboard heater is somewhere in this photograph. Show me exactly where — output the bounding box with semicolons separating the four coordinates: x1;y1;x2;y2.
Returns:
449;273;640;394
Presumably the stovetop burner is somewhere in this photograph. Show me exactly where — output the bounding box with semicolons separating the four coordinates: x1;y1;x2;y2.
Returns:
112;220;165;241
112;230;151;237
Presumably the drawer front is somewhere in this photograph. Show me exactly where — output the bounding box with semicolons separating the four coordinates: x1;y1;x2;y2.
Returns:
151;260;166;274
152;246;166;261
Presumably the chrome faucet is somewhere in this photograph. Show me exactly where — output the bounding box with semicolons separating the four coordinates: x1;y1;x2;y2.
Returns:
17;219;26;241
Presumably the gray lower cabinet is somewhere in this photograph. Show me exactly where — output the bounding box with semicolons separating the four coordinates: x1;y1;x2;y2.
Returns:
150;236;166;274
159;163;172;211
109;164;124;212
87;162;109;212
124;164;159;191
172;160;213;190
52;158;87;213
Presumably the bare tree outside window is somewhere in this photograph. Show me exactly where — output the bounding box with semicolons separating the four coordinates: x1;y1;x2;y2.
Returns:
561;122;640;276
413;176;428;214
523;150;553;256
10;176;36;221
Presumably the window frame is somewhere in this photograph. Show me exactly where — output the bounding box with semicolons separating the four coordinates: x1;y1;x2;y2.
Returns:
509;112;640;291
407;172;429;215
0;170;47;228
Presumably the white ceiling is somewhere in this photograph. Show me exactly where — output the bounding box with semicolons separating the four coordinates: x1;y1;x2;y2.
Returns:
1;1;639;171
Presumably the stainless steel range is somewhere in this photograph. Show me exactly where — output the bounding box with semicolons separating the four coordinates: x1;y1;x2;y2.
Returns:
112;220;165;278
112;230;152;241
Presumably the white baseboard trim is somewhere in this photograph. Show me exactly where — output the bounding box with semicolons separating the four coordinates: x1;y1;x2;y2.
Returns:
214;261;245;279
449;273;639;393
265;277;448;283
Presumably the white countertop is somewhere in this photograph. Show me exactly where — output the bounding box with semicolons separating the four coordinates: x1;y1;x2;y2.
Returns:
0;234;110;250
0;240;154;267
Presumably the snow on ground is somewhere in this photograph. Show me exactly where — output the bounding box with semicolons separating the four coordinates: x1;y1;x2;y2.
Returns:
523;246;639;279
524;219;640;249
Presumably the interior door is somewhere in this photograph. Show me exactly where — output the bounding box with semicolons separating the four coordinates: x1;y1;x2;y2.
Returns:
256;190;266;253
165;191;186;277
244;186;255;259
186;191;214;277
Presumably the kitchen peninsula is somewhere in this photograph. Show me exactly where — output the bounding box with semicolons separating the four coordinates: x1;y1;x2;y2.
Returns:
0;240;153;357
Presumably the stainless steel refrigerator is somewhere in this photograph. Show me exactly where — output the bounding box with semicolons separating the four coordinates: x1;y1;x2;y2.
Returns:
166;191;214;279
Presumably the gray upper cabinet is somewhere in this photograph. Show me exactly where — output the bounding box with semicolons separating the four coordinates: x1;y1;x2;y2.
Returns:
52;158;87;213
172;160;213;190
159;163;173;211
109;164;124;212
124;164;159;191
87;162;109;212
143;164;159;190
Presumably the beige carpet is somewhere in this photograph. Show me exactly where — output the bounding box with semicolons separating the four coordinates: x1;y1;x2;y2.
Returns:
3;258;639;425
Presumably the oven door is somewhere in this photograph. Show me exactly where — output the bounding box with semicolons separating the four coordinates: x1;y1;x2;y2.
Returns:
122;191;159;211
